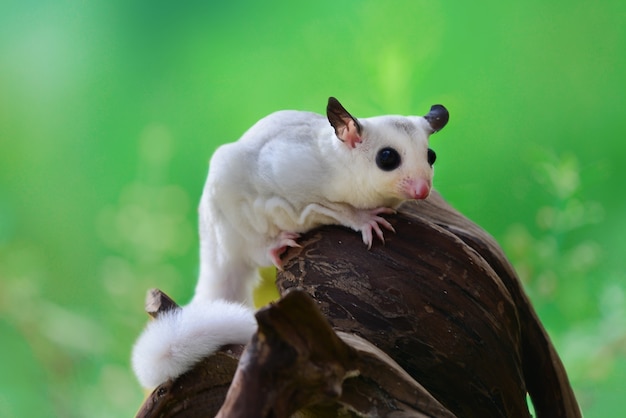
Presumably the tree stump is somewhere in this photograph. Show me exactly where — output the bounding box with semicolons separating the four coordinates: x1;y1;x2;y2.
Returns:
135;191;581;418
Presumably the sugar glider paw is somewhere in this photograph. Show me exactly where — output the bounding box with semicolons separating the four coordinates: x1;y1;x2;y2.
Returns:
358;207;396;249
268;231;301;270
131;300;256;388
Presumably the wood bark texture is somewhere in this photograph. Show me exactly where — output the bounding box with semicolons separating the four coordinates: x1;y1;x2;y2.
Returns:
135;191;581;418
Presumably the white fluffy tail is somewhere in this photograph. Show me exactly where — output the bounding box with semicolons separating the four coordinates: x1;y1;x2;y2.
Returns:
131;299;257;388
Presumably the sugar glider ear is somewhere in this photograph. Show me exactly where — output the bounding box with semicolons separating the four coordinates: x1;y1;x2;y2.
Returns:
326;97;362;148
424;104;449;134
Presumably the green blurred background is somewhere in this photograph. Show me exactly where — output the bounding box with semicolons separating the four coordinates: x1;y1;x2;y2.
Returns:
1;0;624;416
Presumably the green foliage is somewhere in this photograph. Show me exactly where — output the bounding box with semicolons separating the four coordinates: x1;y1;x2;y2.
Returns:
0;1;624;416
503;150;626;414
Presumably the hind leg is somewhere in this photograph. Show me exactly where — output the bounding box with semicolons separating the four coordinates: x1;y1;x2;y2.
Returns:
268;231;301;270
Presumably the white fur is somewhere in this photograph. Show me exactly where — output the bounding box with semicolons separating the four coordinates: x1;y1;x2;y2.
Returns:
132;99;446;388
193;110;438;303
131;300;256;388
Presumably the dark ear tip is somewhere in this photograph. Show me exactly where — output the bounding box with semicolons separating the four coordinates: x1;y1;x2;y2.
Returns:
425;104;449;133
430;104;448;115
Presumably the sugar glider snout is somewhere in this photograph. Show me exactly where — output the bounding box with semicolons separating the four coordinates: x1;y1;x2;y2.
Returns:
411;178;431;200
410;179;431;199
400;178;431;200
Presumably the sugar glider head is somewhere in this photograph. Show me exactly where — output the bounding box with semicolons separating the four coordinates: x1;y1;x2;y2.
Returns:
326;97;449;202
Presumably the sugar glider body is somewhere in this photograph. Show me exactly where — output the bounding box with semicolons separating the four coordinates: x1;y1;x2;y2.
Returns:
132;98;449;388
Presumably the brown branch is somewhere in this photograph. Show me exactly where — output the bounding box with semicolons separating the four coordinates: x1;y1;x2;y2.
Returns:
277;193;581;417
215;289;456;418
145;288;179;318
216;289;359;417
135;191;582;418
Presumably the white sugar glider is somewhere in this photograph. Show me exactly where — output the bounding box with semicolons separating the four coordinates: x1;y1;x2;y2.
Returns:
132;97;449;388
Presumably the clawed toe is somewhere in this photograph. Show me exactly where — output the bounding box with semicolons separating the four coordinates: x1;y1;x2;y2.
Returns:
269;232;302;270
359;207;396;249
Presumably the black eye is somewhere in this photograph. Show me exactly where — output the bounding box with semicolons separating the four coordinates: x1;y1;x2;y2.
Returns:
376;147;401;171
427;148;436;166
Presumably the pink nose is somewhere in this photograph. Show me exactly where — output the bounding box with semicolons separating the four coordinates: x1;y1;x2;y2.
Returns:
409;179;431;200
